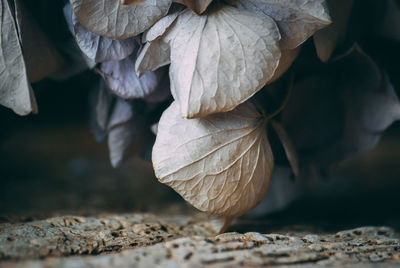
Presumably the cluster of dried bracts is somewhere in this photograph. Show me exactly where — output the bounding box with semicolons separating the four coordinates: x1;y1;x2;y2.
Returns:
1;0;400;225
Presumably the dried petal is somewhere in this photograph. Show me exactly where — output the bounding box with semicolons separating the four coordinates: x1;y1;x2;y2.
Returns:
153;101;274;217
230;0;331;49
142;4;183;42
164;6;281;118
70;0;171;39
135;39;170;76
135;6;184;76
0;0;36;115
72;12;138;62
100;54;166;99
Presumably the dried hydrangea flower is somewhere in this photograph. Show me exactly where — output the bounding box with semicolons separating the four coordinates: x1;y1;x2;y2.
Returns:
153;101;274;219
137;0;330;118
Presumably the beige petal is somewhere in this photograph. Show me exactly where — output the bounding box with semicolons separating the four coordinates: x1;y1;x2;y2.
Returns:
164;6;281;118
0;0;35;115
70;0;171;39
230;0;331;49
153;101;274;217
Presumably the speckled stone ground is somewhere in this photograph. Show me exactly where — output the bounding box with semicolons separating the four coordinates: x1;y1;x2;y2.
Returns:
1;214;400;267
0;218;399;267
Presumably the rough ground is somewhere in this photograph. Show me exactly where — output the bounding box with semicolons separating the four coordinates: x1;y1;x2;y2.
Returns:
0;213;399;267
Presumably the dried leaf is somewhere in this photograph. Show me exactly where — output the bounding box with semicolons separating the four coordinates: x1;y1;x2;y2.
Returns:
164;5;281;118
14;0;64;82
152;101;274;217
69;0;171;39
72;12;138;63
172;0;213;14
0;0;35;115
229;0;331;49
313;0;354;62
100;54;166;99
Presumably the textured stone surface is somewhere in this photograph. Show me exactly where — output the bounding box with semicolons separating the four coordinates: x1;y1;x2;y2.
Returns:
1;215;400;267
0;213;223;260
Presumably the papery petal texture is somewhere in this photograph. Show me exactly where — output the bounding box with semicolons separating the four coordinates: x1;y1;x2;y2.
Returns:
229;0;331;49
70;0;171;39
153;101;274;217
0;0;36;115
100;55;167;99
72;12;138;62
165;6;281;118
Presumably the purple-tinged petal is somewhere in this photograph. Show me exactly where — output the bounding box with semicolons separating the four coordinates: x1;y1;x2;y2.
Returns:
72;12;138;63
100;55;166;99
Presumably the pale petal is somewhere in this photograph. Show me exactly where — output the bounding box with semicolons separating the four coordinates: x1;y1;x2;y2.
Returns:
135;39;170;76
0;0;35;115
70;0;171;39
153;101;274;217
72;12;138;62
230;0;331;49
100;54;165;99
165;6;281;118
